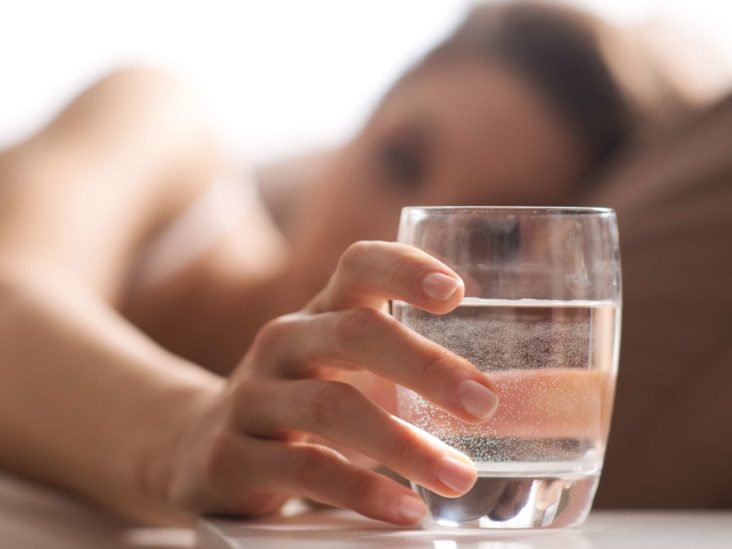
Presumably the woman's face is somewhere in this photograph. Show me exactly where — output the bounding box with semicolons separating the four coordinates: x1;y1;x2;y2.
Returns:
288;60;585;285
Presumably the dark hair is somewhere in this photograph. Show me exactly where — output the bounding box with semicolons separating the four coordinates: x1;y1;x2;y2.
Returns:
399;1;689;177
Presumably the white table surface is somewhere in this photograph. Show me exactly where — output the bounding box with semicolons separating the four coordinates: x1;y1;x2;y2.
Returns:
1;473;729;549
196;506;732;549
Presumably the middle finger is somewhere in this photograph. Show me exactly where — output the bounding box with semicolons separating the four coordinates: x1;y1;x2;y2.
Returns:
251;309;498;423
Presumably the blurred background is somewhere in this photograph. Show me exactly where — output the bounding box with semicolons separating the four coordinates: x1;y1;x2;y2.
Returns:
0;4;731;541
2;0;732;164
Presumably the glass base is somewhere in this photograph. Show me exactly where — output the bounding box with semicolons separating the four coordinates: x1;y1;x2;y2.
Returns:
416;474;599;529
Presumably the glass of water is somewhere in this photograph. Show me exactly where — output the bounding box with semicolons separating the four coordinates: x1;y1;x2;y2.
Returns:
394;206;621;529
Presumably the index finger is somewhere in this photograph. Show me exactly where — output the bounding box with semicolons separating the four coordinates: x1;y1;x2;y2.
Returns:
307;241;464;315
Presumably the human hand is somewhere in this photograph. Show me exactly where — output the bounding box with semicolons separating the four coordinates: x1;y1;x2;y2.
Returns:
166;241;499;525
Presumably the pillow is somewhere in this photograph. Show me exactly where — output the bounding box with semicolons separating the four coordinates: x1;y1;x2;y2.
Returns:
583;94;732;507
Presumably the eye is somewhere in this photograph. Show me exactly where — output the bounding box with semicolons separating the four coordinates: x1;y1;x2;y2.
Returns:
380;139;426;189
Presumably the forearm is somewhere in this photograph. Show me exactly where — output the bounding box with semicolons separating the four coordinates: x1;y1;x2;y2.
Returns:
0;267;224;524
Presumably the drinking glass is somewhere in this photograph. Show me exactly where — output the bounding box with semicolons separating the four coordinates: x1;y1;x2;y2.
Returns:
394;206;621;529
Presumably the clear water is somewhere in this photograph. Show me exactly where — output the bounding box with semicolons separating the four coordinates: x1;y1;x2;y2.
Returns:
417;472;600;529
394;298;619;528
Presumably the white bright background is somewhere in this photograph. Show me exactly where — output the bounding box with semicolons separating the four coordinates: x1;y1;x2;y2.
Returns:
1;0;731;163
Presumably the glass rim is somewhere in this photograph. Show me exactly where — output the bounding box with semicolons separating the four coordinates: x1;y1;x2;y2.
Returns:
402;206;615;216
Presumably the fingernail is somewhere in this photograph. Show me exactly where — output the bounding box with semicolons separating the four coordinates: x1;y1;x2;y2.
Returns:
396;495;427;524
436;456;477;493
422;273;460;301
458;380;499;420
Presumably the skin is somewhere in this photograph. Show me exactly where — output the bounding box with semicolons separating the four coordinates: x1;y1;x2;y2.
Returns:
124;60;583;373
0;61;585;526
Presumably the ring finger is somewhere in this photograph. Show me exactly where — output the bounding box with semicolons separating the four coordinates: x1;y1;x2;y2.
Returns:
236;378;478;498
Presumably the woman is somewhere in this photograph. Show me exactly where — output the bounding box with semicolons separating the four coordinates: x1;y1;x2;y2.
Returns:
0;2;690;526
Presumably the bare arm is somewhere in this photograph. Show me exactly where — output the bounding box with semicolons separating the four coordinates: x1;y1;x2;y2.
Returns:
0;68;224;523
0;68;499;527
0;266;222;523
